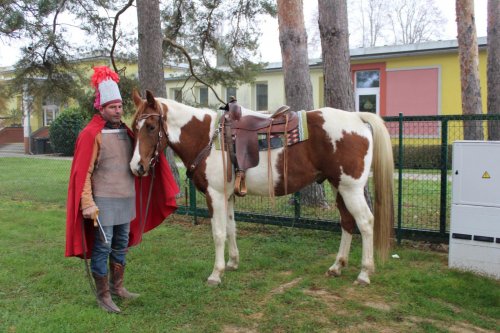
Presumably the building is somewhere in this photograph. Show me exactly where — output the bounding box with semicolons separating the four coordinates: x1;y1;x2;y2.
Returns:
165;37;487;118
0;55;186;154
0;37;489;153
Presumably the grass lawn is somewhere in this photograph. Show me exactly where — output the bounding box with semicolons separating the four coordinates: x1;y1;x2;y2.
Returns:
0;157;498;332
0;197;499;332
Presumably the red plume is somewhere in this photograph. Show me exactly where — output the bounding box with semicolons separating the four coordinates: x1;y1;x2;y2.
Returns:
90;66;120;89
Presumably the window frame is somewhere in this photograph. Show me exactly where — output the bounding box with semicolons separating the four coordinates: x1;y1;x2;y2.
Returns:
199;86;208;106
171;88;182;102
226;87;237;102
255;82;268;111
43;104;59;126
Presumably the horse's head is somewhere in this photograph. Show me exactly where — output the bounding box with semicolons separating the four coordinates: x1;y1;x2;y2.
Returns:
129;89;168;177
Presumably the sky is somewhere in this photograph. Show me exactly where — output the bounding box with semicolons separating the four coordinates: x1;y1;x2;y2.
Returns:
258;0;488;62
0;0;489;67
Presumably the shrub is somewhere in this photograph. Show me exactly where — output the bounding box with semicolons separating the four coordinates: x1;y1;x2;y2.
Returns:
393;145;452;170
49;107;89;156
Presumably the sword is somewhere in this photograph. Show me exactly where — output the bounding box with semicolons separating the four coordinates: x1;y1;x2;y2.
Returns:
92;210;109;244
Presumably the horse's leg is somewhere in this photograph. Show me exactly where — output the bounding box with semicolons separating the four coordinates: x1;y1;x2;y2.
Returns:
327;193;354;277
226;195;239;270
327;228;352;277
207;189;228;286
338;185;375;285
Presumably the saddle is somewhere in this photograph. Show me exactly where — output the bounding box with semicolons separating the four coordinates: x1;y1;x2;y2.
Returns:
222;99;299;197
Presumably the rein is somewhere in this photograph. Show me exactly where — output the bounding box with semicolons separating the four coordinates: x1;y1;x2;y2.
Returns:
135;108;167;241
82;219;98;297
186;123;222;179
137;112;169;168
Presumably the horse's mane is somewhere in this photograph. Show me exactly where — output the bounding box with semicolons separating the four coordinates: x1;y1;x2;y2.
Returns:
161;98;215;114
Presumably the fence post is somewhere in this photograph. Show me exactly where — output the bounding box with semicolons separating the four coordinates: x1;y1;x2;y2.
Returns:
293;192;301;225
439;119;449;236
397;112;404;245
189;179;198;225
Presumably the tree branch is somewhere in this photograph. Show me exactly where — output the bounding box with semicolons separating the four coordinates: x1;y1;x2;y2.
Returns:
164;37;225;104
110;0;135;74
42;0;67;65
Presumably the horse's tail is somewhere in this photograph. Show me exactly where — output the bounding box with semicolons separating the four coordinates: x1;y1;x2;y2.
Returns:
358;112;394;262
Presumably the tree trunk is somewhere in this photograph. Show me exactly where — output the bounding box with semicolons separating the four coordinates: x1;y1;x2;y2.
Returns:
456;0;484;140
318;0;355;111
136;0;181;189
487;0;500;140
137;0;166;98
277;0;327;207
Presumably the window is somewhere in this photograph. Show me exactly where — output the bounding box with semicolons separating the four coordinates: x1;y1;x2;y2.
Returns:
355;70;380;114
42;97;59;126
199;87;208;106
256;83;268;111
43;105;59;126
356;70;380;88
171;88;182;102
226;87;237;102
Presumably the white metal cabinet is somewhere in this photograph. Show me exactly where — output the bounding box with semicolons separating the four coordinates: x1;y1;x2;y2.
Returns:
449;141;500;279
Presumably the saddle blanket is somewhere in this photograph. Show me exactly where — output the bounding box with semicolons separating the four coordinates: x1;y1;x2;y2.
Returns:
214;110;309;151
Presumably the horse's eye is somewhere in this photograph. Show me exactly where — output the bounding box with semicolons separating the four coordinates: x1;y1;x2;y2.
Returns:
146;124;156;131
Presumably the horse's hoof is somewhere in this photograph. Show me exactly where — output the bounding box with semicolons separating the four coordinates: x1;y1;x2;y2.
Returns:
207;277;221;286
226;259;239;271
226;263;238;271
353;279;370;286
354;272;370;286
325;268;341;277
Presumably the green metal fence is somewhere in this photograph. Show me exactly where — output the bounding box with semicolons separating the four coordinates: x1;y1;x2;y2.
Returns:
176;114;500;243
1;114;499;243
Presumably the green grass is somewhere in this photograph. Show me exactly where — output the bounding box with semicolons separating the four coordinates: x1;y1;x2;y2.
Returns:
0;157;449;232
1;157;499;332
0;157;71;205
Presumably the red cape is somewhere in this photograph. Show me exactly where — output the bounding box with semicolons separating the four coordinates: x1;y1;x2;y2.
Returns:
65;114;179;258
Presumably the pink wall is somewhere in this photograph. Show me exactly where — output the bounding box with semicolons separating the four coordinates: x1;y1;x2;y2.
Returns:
387;68;438;116
386;68;439;136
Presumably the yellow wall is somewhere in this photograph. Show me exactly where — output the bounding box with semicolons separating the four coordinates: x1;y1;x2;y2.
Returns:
166;47;488;116
166;68;326;112
376;50;487;116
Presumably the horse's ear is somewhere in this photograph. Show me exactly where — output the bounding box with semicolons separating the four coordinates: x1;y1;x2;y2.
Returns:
146;90;156;108
132;89;142;108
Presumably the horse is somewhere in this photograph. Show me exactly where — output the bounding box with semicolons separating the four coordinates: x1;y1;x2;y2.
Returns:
130;90;394;286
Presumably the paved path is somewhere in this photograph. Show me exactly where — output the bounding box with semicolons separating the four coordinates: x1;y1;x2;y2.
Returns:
0;151;72;160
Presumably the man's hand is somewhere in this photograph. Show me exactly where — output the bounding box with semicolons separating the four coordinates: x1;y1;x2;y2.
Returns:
82;205;99;220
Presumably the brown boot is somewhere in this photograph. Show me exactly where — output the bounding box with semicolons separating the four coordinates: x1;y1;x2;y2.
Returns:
92;273;121;313
109;262;140;299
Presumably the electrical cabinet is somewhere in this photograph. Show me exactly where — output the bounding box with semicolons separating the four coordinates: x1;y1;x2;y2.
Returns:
449;141;500;279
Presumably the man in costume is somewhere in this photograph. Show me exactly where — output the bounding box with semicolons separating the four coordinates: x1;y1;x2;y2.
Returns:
65;66;178;313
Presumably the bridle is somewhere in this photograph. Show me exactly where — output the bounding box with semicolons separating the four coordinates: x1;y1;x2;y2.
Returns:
136;102;169;169
134;101;170;242
138;101;222;180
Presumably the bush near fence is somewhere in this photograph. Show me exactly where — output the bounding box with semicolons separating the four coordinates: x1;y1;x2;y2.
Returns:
392;145;452;169
49;107;89;156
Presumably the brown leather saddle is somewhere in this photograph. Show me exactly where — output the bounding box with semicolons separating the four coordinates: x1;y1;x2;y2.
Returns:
221;100;299;197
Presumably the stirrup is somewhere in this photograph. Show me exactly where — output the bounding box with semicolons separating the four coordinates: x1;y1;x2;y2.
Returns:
234;170;247;197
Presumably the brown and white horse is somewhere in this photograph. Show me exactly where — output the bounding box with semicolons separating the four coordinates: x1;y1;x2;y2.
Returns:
130;90;394;286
